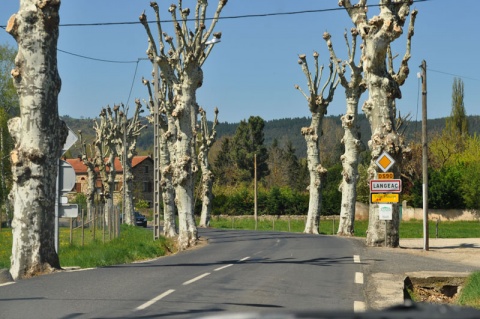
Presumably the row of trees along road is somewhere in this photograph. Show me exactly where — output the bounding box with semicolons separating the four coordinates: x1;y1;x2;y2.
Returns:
3;0;479;279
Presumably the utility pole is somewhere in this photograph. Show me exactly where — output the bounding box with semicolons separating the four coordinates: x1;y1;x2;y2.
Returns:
152;62;160;240
0;128;4;230
254;153;257;230
420;60;429;251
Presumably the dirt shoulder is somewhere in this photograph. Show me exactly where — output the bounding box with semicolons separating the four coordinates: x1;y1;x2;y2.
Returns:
397;238;480;268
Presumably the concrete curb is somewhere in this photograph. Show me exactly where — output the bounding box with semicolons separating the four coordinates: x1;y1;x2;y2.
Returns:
0;268;13;284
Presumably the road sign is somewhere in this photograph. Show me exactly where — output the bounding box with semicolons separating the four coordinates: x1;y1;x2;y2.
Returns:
61;127;78;156
378;172;394;179
375;152;395;172
59;204;79;218
371;193;399;203
379;204;393;220
370;179;402;193
59;160;76;193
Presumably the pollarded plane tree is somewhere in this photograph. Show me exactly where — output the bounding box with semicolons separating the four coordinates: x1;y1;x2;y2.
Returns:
340;0;417;247
111;101;147;226
6;0;68;280
323;30;366;236
93;107;117;227
295;52;339;234
198;107;219;228
143;76;178;238
78;130;99;223
140;0;227;249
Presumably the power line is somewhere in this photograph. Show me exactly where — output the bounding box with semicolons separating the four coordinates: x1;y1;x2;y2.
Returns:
58;49;147;64
428;68;480;82
0;0;430;29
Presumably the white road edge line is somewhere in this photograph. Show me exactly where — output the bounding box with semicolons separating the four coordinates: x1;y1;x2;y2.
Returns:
135;289;175;311
214;264;233;271
354;301;366;312
239;257;250;262
182;273;211;285
0;282;15;287
355;272;364;284
353;255;361;263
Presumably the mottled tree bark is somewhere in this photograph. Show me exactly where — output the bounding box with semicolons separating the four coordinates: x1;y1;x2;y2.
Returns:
6;0;67;280
140;0;226;249
79;133;98;223
295;51;339;234
340;0;417;246
143;72;178;238
198;107;218;228
324;31;366;236
112;101;147;226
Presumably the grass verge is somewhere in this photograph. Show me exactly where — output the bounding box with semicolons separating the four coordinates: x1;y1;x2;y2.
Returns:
457;272;480;309
0;225;174;269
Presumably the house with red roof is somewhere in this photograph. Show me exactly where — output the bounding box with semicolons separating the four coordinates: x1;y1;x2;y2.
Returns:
65;155;154;208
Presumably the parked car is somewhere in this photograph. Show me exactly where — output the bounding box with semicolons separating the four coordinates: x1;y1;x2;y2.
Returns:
134;211;147;227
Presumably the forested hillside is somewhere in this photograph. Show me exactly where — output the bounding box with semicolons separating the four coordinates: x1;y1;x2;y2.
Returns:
63;114;480;160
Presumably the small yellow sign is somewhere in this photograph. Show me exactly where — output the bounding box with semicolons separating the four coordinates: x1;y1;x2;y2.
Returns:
378;172;394;179
371;193;399;203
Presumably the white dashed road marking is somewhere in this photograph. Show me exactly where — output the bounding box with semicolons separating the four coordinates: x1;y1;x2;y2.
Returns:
353;255;361;263
135;289;175;311
214;264;233;271
183;273;211;286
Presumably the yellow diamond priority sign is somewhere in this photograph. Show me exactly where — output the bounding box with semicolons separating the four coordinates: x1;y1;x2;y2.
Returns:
375;152;395;172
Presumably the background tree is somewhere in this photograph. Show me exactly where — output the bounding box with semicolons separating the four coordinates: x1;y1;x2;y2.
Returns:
112;101;147;226
140;0;227;249
78;131;99;223
446;78;468;138
143;75;178;238
295;51;339;234
324;29;366;236
213;137;238;186
93;108;116;227
198;107;218;227
0;44;19;117
7;0;68;280
0;44;18;229
340;0;417;247
232;116;269;182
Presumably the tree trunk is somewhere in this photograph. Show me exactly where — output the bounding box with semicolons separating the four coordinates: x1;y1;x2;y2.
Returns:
173;79;199;250
160;115;178;237
303;113;326;234
340;0;416;247
337;99;365;236
323;30;366;237
6;0;67;280
104;154;116;227
122;159;135;224
198;108;218;228
363;76;402;247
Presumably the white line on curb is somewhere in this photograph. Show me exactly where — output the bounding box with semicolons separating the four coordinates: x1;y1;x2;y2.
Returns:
135;289;175;311
355;272;364;284
354;301;366;312
182;273;211;285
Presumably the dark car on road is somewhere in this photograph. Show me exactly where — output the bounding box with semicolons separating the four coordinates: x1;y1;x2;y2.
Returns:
134;212;147;227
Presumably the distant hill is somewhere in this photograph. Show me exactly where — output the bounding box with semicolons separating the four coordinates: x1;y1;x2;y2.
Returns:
62;115;480;160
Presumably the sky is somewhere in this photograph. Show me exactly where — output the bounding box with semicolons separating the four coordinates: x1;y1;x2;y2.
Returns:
0;0;479;124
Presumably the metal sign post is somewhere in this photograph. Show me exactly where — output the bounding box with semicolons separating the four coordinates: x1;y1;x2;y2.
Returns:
55;128;78;252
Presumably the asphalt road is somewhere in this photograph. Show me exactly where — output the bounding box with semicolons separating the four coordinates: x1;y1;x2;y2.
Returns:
0;228;365;319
